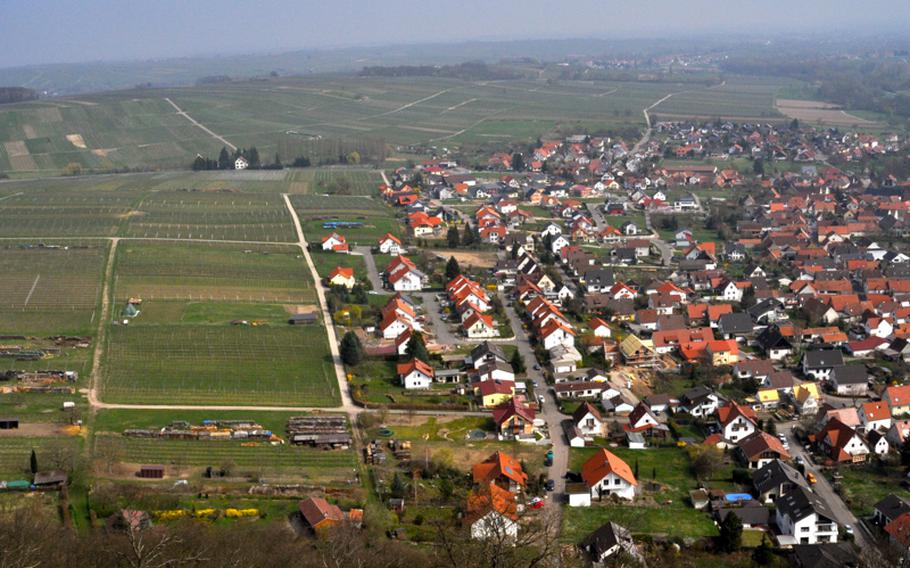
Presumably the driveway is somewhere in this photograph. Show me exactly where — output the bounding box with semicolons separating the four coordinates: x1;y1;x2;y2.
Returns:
352;245;389;294
499;291;570;513
780;422;872;548
419;292;461;347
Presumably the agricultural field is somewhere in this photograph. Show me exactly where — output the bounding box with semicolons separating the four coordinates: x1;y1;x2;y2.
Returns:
291;194;402;244
101;325;338;406
775;98;881;127
91;409;357;485
287;168;383;196
0;435;83;479
113;241;315;304
651;76;787;121
0;75;748;176
0;243;107;335
0;181;139;237
120;190;295;242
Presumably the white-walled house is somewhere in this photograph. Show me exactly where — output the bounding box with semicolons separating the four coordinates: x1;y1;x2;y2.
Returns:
775;486;839;545
581;449;637;501
397;359;434;389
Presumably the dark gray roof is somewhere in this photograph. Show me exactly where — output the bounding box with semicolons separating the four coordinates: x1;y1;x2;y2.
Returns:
471;341;506;363
580;522;633;559
874;493;910;523
791;543;859;568
715;502;769;526
583;268;615;288
831;364;868;385
803;350;845;369
752;459;807;495
776;486;834;523
718;312;754;334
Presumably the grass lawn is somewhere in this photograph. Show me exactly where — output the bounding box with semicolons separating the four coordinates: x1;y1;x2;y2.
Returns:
564;445;731;540
122;300;295;326
0;436;83;479
101;325;339;406
834;463;908;517
309;249;369;281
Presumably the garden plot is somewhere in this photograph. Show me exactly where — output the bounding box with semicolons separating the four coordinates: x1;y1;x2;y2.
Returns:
121;191;295;242
101;325;338;406
113;241;316;304
0;244;106;335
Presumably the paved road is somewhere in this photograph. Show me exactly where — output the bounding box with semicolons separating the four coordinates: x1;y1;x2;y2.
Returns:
780;422;872;548
353;245;389;293
499;290;569;515
420;292;461;346
165;97;237;151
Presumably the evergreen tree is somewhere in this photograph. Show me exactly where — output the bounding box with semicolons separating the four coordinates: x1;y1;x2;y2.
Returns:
461;226;475;247
390;472;406;499
274;153;282;167
751;535;773;565
511;152;525;171
445;256;461;280
192;155;207;171
447;225;460;248
340;331;363;367
218;147;231;170
717;512;743;553
30;448;37;475
634;458;639;479
247;147;260;168
753;157;765;176
765;420;777;436
407;331;430;362
900;438;910;466
510;350;526;374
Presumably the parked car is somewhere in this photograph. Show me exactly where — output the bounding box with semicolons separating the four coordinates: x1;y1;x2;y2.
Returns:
528;497;544;509
544;479;555;491
807;472;817;485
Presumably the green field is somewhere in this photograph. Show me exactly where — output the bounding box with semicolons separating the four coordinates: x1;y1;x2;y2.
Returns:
113;241;315;304
287;168;382;196
291;194;402;244
101;325;338;406
651;76;787;120
308;250;368;281
0;243;107;335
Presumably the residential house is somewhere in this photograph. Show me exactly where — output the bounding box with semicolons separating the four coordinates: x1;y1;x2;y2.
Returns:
818;418;869;463
492;397;536;440
752;459;808;503
829;364;869;396
298;497;345;532
802;350;845;381
581;449;637;501
573;402;605;439
579;522;640;566
472;452;527;493
775;486;839;545
717;401;757;444
397;358;434;389
466;484;519;541
737;431;791;469
328;266;356;289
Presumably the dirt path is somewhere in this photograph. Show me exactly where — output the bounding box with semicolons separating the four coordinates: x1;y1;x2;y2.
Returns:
86;237;118;409
164;97;237;151
282;193;358;415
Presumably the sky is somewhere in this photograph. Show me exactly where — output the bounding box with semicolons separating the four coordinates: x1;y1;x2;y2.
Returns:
1;0;909;68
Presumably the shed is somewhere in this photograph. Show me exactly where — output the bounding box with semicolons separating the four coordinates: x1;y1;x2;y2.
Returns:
567;481;592;507
33;470;67;488
288;313;318;325
137;465;165;479
0;417;19;430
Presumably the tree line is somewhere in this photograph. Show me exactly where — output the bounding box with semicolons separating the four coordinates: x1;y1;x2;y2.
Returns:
0;86;38;104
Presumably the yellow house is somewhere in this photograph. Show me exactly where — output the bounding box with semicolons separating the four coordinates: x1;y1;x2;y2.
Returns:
708;340;740;366
756;388;780;408
328;266;356;289
477;380;515;408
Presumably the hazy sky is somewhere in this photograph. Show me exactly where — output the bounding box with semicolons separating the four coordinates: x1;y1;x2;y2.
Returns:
2;0;908;68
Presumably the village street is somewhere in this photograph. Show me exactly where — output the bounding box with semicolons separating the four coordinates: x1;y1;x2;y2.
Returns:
499;291;570;516
420;291;461;347
779;421;871;549
353;245;389;293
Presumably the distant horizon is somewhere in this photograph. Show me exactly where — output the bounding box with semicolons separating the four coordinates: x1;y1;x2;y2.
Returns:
2;0;909;69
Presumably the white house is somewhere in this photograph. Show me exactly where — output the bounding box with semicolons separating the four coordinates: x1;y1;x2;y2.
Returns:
717;402;757;444
388;269;423;292
321;232;347;252
775;486;839;545
859;401;893;433
380;314;412;339
718;281;744;303
377;233;403;255
470;510;518;541
541;320;575;351
464;312;499;339
398;359;434;390
581;449;637;501
550;235;571;254
573;402;605;439
234;156;249;170
540;223;563;238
